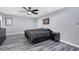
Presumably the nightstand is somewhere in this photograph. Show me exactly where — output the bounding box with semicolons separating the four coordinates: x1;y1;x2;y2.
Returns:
51;32;60;42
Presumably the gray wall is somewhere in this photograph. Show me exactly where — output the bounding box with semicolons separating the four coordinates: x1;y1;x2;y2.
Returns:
37;7;79;46
0;15;2;28
2;14;37;35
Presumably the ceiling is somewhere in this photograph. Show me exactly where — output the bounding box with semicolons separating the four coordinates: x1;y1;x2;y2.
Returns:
0;7;64;18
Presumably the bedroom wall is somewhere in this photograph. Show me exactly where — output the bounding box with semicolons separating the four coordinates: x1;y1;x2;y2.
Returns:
0;15;2;28
1;14;37;35
37;7;79;46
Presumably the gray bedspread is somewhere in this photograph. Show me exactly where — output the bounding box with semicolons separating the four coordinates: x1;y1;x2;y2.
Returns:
24;29;51;41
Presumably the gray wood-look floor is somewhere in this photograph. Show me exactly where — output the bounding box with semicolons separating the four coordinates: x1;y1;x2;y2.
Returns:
0;34;79;51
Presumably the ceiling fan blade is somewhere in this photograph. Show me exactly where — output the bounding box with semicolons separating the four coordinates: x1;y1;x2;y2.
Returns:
22;7;28;11
20;11;26;12
31;11;38;15
32;9;38;11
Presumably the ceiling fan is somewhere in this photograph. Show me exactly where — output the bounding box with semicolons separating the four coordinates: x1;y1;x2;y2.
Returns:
20;7;38;15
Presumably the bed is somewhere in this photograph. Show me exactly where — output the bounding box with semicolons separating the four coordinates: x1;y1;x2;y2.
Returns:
24;28;52;43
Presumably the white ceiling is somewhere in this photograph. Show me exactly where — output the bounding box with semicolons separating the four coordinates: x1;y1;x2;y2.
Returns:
0;7;64;18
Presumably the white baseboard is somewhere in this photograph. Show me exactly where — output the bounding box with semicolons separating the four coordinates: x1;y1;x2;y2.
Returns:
61;40;79;48
6;32;24;36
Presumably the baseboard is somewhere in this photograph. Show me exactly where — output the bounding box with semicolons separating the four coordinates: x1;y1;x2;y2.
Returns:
6;32;24;36
61;40;79;48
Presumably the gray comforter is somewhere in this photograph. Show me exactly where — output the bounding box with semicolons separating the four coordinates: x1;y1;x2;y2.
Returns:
24;29;51;41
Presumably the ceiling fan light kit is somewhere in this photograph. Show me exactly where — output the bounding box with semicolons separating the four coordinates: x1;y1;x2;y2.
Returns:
27;11;32;15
